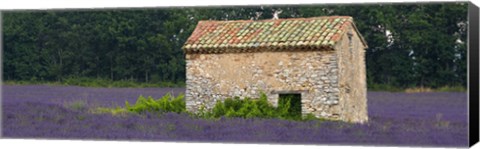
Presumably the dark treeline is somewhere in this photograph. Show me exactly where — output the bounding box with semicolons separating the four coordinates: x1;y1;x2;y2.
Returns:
2;3;468;88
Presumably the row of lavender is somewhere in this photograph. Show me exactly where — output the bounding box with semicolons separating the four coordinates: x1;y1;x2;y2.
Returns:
1;85;468;147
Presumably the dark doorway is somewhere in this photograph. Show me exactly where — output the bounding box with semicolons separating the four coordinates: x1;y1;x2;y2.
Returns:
278;93;302;118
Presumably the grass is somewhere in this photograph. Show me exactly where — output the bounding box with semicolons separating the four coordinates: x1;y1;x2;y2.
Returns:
4;78;465;92
3;77;185;88
404;86;466;93
369;83;466;93
404;87;435;93
435;86;467;92
367;84;404;92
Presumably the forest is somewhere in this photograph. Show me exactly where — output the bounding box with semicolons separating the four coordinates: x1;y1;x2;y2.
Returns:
2;3;468;89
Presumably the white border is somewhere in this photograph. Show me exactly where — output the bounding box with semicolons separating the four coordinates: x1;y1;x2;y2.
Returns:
0;0;478;149
0;0;472;10
0;139;456;149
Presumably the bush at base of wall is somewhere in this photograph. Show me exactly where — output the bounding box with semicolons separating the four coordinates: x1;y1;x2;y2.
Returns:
94;93;321;121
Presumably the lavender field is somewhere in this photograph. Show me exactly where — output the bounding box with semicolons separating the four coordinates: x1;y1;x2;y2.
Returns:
1;85;468;147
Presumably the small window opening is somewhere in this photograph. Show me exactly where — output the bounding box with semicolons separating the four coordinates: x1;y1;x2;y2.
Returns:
278;93;302;118
347;32;353;54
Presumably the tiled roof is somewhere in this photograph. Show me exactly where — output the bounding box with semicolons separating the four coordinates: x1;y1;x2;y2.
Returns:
183;16;366;54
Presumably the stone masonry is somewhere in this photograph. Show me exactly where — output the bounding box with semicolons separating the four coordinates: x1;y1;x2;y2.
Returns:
186;50;340;118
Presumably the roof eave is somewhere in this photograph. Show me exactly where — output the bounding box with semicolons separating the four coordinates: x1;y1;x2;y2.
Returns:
350;21;369;49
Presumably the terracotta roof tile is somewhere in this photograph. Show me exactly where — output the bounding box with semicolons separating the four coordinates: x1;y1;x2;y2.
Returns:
183;16;365;53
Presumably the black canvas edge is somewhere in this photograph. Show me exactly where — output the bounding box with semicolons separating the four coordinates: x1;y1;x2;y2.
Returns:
0;11;3;138
468;2;480;147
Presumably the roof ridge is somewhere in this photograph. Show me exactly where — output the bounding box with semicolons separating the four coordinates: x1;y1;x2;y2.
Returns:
198;16;353;23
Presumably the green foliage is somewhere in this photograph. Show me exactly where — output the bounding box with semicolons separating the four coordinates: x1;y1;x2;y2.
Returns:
193;104;211;118
65;100;87;111
92;107;130;116
96;93;187;115
205;93;315;121
3;10;190;84
368;83;404;92
436;86;466;92
278;94;302;120
95;92;322;121
125;93;186;114
2;4;468;91
303;113;321;121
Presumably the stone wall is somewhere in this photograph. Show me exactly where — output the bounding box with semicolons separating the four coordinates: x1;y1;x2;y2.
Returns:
334;26;369;123
185;50;342;120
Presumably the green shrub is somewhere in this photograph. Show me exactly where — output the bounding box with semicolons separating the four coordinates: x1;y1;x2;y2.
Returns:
124;93;186;114
96;92;324;121
303;113;322;121
277;96;292;119
202;93;313;121
211;100;227;117
92;107;130;116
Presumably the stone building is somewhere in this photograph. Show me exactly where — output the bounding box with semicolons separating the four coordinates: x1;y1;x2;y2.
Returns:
182;16;368;123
